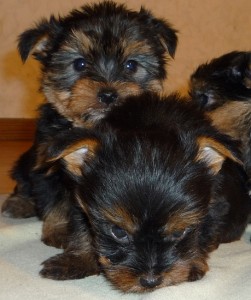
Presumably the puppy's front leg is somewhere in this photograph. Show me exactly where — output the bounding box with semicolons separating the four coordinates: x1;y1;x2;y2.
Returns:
40;229;99;280
187;258;209;282
40;252;99;280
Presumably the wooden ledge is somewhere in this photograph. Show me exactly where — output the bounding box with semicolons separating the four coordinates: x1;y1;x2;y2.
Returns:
0;119;36;140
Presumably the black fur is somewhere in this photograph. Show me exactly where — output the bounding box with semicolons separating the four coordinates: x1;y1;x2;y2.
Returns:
2;1;178;222
189;51;251;110
38;93;250;292
189;51;251;188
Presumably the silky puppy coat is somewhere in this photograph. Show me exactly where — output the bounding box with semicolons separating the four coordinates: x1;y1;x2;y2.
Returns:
37;92;250;293
2;1;178;247
189;51;251;179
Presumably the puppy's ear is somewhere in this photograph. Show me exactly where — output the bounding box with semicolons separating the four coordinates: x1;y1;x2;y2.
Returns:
18;16;62;62
196;137;242;174
139;8;178;58
48;138;100;176
244;62;251;89
229;52;251;87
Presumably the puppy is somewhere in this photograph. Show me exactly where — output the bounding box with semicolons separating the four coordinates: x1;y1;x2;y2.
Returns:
189;51;251;179
2;1;178;247
37;92;250;293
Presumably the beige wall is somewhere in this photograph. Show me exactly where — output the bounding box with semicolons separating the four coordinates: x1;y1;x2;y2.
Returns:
0;0;250;118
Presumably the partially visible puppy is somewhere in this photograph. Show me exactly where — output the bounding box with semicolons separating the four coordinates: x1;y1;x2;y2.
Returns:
189;51;251;179
37;92;250;293
2;1;178;248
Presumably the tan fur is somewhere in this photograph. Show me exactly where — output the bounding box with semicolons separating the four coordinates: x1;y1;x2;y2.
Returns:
69;30;93;52
49;138;100;176
102;256;208;292
207;101;251;151
146;79;163;93
161;257;208;286
103;206;137;235
164;209;203;235
28;34;50;60
43;78;143;127
123;41;153;57
196;136;242;174
104;267;142;293
42;201;71;249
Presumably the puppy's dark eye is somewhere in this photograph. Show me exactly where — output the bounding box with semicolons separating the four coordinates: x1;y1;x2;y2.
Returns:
198;94;209;107
111;225;129;244
170;229;187;241
125;60;138;72
73;58;87;71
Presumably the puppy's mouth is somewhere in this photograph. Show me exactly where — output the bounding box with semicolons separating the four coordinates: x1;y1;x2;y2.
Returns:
81;96;126;123
81;107;110;122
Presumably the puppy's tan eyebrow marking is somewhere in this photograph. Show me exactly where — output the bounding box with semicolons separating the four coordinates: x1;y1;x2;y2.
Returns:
163;209;203;235
122;41;153;57
60;30;94;53
103;206;137;234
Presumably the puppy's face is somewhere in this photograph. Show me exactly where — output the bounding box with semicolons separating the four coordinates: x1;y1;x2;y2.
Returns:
189;51;251;142
54;126;238;292
18;1;177;126
189;51;251;110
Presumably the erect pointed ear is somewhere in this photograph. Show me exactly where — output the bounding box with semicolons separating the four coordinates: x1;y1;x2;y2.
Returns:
139;8;178;58
18;16;62;62
48;138;100;176
196;137;242;174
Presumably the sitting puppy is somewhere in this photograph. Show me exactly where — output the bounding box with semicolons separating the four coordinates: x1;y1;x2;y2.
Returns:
37;92;250;292
189;51;251;179
2;1;178;247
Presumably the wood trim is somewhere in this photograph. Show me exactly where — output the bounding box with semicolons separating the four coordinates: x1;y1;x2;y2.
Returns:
0;119;36;140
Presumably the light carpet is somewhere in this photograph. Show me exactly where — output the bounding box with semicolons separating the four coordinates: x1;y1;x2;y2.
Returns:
0;195;250;300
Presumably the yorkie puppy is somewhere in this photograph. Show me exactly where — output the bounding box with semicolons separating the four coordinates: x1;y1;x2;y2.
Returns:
2;1;178;247
37;92;250;292
189;51;251;179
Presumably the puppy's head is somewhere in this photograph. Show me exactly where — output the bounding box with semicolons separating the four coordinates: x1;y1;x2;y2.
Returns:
18;1;178;126
48;121;240;292
189;51;251;110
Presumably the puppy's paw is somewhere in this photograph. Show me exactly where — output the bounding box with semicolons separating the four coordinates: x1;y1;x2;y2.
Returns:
40;253;99;280
1;194;36;218
41;204;72;249
42;231;69;249
188;263;208;282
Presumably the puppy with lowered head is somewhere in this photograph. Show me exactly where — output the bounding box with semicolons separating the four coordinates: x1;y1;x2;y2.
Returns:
38;92;250;292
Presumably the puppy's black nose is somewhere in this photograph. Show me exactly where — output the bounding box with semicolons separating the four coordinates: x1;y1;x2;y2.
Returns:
139;275;163;289
98;90;118;105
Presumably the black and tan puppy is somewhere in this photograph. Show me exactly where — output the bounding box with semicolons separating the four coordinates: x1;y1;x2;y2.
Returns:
2;1;178;247
189;51;251;179
38;92;250;293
